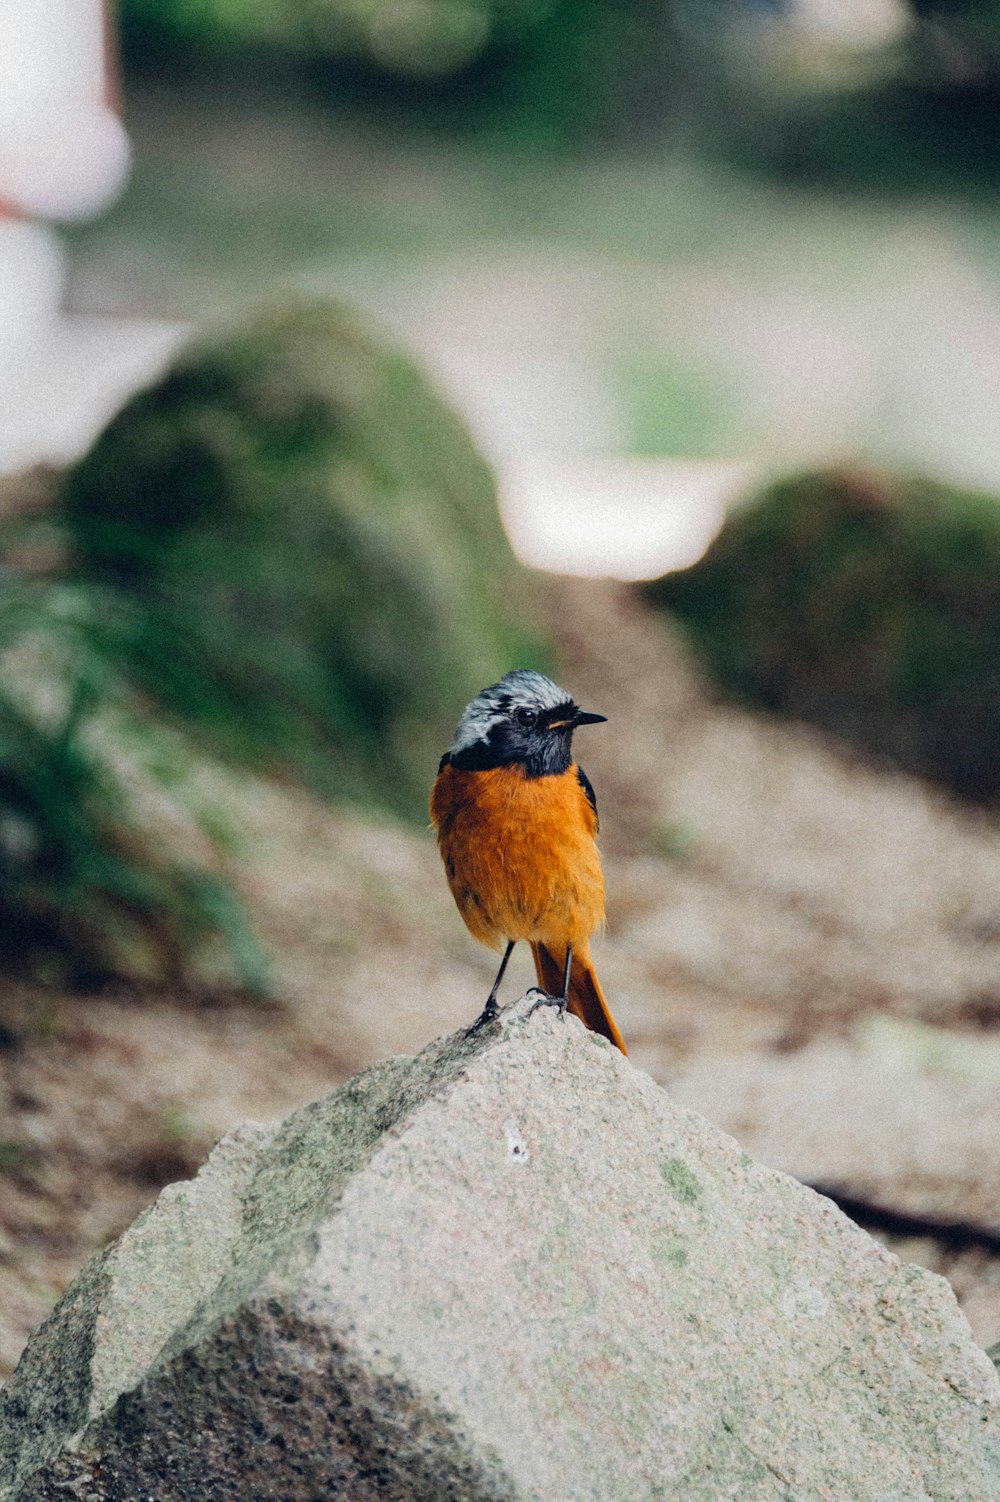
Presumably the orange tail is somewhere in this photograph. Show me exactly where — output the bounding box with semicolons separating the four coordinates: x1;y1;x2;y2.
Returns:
530;941;627;1056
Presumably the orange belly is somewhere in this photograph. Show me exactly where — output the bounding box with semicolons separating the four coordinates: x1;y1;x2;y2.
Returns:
430;761;605;952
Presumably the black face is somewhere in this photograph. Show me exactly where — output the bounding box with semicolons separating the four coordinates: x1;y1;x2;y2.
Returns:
450;698;606;777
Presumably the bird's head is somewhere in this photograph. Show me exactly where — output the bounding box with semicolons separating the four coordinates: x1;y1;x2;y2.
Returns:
446;669;606;777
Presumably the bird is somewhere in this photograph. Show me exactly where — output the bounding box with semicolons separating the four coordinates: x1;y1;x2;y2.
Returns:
430;669;627;1055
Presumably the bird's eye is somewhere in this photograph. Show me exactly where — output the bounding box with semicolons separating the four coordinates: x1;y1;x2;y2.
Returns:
513;706;538;728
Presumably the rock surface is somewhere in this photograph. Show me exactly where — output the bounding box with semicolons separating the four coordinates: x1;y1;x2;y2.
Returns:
668;1018;1000;1231
1;997;998;1501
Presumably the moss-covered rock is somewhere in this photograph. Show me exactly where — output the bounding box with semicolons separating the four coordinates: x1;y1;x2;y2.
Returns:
0;297;544;990
647;468;1000;801
60;298;547;821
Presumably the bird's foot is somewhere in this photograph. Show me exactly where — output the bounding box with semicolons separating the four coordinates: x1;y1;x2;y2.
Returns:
465;997;501;1039
526;988;568;1021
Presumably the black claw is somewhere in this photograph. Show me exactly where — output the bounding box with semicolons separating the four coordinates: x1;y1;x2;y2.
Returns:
527;989;568;1021
466;998;500;1039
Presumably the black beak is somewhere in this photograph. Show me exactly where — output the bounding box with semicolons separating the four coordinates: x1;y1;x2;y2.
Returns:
545;705;608;731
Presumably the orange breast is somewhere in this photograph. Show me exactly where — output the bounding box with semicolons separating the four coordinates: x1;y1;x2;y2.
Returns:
430;761;605;951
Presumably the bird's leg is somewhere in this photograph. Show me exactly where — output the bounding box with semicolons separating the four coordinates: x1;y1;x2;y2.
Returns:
528;945;573;1022
466;940;515;1037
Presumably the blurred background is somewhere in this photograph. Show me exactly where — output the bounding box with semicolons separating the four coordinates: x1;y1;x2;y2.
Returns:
3;0;1000;1376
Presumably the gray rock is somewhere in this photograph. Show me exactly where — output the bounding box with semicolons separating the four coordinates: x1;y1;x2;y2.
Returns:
1;997;998;1501
667;1026;1000;1233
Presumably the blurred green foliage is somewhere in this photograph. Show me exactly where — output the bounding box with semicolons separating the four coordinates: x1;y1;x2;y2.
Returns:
0;570;266;989
723;77;1000;195
618;354;737;459
683;0;1000;192
123;0;506;74
648;468;1000;801
59;298;547;822
120;0;675;146
119;0;1000;178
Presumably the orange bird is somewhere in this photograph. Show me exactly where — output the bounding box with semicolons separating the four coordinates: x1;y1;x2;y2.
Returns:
430;670;626;1054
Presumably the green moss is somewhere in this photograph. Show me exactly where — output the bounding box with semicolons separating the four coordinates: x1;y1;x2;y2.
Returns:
649;468;1000;802
661;1156;702;1205
59;298;548;822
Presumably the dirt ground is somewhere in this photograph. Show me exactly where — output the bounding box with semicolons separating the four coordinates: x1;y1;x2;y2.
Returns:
3;576;1000;1379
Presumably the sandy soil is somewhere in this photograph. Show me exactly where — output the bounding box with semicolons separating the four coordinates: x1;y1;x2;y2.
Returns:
3;576;1000;1378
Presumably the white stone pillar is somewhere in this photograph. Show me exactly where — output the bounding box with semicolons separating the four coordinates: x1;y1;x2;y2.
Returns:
0;1;134;473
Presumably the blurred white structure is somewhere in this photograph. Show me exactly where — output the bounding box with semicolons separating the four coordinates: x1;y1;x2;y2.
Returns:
0;1;180;475
498;457;752;580
0;1;131;222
